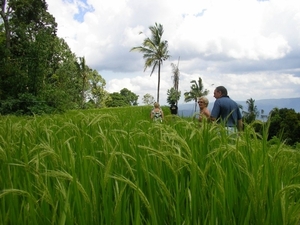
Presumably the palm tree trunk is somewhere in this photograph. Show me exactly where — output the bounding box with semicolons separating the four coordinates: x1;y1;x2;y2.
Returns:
157;62;161;102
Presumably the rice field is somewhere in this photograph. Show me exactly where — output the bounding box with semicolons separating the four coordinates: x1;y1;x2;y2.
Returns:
1;106;300;225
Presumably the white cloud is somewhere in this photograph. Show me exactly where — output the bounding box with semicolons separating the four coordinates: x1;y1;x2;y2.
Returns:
47;0;300;106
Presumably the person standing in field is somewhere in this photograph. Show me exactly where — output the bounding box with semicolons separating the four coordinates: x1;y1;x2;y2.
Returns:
151;102;164;122
210;86;243;133
198;96;210;122
170;101;178;115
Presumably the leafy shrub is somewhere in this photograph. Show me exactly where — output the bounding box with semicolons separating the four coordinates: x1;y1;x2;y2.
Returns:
0;93;59;115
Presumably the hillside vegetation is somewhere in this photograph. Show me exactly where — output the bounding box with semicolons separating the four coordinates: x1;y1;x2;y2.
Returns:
1;106;300;225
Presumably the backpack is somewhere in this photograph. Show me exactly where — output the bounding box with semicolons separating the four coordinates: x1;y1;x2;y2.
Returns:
152;109;162;122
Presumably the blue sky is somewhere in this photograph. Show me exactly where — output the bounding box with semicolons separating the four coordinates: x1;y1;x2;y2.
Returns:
47;0;300;105
72;0;93;22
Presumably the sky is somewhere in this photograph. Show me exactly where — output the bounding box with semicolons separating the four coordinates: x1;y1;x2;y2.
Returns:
46;0;300;106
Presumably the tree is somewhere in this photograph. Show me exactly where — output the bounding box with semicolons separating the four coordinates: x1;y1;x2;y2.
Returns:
106;92;127;107
75;57;90;109
106;89;139;107
0;0;57;99
0;0;113;115
130;23;170;103
268;108;300;146
0;0;68;114
120;88;139;106
88;69;108;108
0;0;11;49
48;38;82;109
243;98;259;124
169;58;181;105
167;87;181;105
142;93;155;105
0;0;56;51
184;77;209;112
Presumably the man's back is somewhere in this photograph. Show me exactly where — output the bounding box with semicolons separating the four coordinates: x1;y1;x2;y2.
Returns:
211;96;241;127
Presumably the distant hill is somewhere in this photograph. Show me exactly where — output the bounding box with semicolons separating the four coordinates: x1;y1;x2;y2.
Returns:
177;97;300;118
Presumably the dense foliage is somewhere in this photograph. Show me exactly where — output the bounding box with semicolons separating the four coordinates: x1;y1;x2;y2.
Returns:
268;108;300;146
166;87;181;105
106;88;139;107
0;0;108;115
242;99;299;147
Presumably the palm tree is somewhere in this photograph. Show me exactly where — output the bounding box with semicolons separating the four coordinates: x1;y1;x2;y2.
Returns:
171;57;180;105
130;23;170;103
244;98;259;123
184;77;209;112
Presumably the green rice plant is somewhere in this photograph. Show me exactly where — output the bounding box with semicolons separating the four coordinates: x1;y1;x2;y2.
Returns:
1;106;300;224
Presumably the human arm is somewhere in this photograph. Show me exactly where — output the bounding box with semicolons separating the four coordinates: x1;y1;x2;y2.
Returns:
209;102;220;121
210;100;220;122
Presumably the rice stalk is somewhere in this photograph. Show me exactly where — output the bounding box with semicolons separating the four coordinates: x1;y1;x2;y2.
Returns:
110;174;153;217
44;170;90;204
0;189;30;198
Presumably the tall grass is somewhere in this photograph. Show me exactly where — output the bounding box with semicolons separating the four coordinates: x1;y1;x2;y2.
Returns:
1;106;300;224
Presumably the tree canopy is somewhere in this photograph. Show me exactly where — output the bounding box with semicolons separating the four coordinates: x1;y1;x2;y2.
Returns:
167;87;181;105
107;88;139;107
268;108;300;146
142;93;155;105
0;0;109;114
130;23;170;103
167;59;181;106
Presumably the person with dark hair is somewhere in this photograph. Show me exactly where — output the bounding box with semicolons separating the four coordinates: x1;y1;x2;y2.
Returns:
170;102;178;115
210;86;243;133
